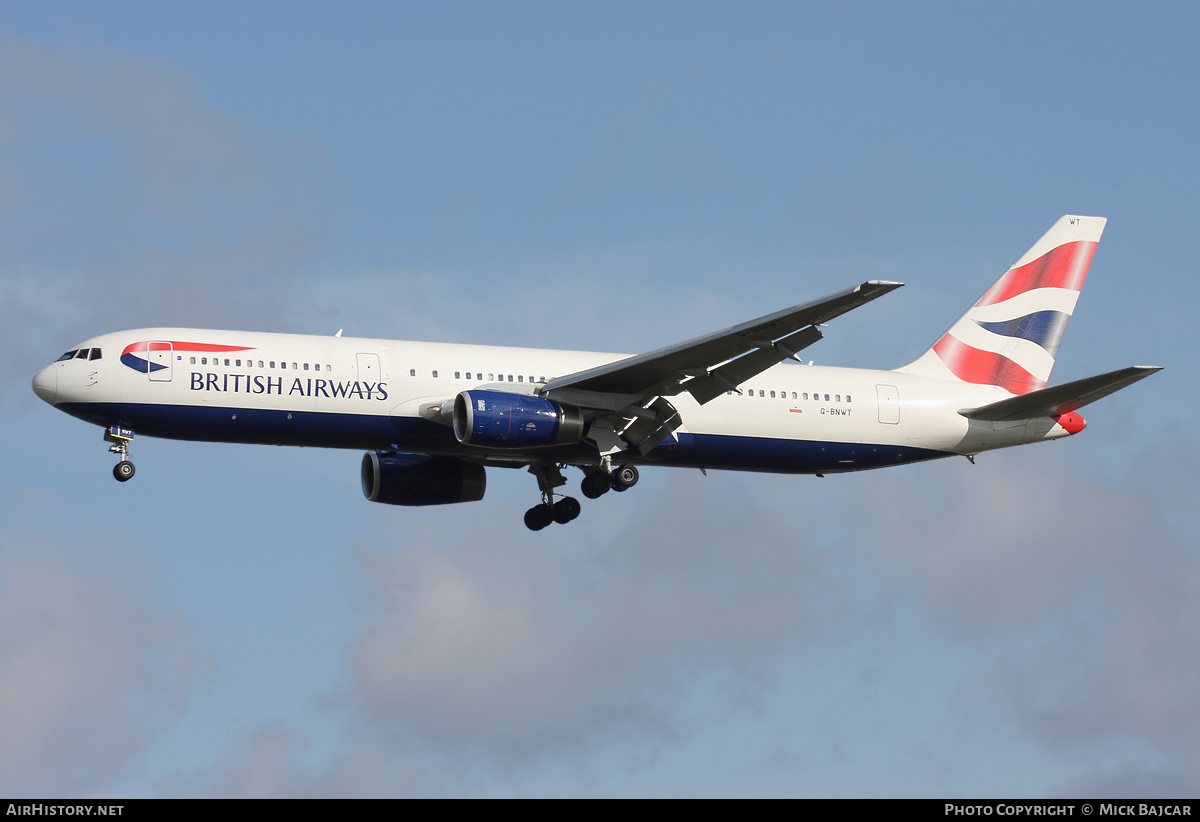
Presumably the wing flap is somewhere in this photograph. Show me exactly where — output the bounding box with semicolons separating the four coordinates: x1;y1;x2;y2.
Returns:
960;365;1162;421
677;325;825;405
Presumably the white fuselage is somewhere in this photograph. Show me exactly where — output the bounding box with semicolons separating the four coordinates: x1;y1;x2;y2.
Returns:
33;327;1077;475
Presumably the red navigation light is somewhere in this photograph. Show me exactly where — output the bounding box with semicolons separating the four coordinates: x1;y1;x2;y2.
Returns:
1053;411;1087;435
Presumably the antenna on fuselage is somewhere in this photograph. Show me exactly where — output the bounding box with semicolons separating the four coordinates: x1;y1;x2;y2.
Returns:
335;329;343;337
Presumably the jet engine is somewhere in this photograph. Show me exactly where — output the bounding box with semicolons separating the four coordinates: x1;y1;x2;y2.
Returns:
453;390;585;448
361;452;486;506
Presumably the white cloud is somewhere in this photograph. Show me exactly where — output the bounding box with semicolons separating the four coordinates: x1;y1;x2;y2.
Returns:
844;442;1200;796
343;472;832;766
0;511;193;794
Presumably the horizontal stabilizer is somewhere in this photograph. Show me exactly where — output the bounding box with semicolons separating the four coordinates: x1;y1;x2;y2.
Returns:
960;365;1162;421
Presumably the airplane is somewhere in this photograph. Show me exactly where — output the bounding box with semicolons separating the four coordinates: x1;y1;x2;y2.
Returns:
32;215;1160;530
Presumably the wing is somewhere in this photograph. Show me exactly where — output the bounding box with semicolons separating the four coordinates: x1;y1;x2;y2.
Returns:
543;280;903;454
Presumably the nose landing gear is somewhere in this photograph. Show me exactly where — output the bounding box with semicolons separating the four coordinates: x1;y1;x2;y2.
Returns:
105;425;136;482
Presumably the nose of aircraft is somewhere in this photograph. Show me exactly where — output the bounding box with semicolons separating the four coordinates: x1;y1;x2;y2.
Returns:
32;364;57;405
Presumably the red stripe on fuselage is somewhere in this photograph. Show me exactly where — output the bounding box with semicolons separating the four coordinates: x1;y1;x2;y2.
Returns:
122;340;256;356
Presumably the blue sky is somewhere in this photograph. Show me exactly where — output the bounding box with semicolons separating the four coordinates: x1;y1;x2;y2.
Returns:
2;1;1197;797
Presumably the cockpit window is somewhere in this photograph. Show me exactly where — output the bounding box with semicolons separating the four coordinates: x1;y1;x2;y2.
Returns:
90;348;102;360
57;350;78;361
75;349;89;359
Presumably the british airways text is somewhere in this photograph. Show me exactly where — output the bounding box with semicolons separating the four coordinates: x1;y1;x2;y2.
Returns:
190;373;388;400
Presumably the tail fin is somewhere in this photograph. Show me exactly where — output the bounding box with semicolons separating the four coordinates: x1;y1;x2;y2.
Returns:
897;215;1106;395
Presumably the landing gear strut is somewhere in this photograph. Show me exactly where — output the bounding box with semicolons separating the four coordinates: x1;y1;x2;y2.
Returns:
524;463;581;531
105;425;136;483
525;462;640;530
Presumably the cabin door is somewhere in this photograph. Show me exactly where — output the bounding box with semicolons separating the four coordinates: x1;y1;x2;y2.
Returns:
147;341;173;382
356;353;381;383
876;384;900;424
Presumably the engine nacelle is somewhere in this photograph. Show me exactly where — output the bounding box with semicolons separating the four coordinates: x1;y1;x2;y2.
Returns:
361;452;486;506
453;390;585;448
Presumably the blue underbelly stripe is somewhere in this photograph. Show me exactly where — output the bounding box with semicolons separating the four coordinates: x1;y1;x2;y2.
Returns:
56;402;951;473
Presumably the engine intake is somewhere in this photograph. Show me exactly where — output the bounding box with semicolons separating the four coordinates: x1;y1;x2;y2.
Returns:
361;452;486;506
453;390;584;448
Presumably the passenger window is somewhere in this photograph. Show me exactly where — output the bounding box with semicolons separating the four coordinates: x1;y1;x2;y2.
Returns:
190;357;196;364
455;372;461;379
432;370;438;378
770;391;776;398
224;359;230;366
488;373;494;381
759;390;764;397
846;395;851;402
270;361;275;368
201;357;208;365
303;363;309;371
410;369;416;377
236;359;242;367
836;395;841;402
792;392;797;399
518;375;523;382
292;363;297;370
508;375;513;382
824;394;830;401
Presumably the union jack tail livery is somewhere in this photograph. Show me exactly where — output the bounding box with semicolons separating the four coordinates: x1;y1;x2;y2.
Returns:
898;215;1106;395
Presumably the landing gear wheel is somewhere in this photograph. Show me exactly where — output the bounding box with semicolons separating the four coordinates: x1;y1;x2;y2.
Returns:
553;496;581;524
524;503;555;531
113;460;135;482
611;464;639;491
581;471;612;499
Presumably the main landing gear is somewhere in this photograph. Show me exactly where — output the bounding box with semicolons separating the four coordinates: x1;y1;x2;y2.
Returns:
524;463;579;531
580;464;638;498
523;462;640;530
105;425;136;482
